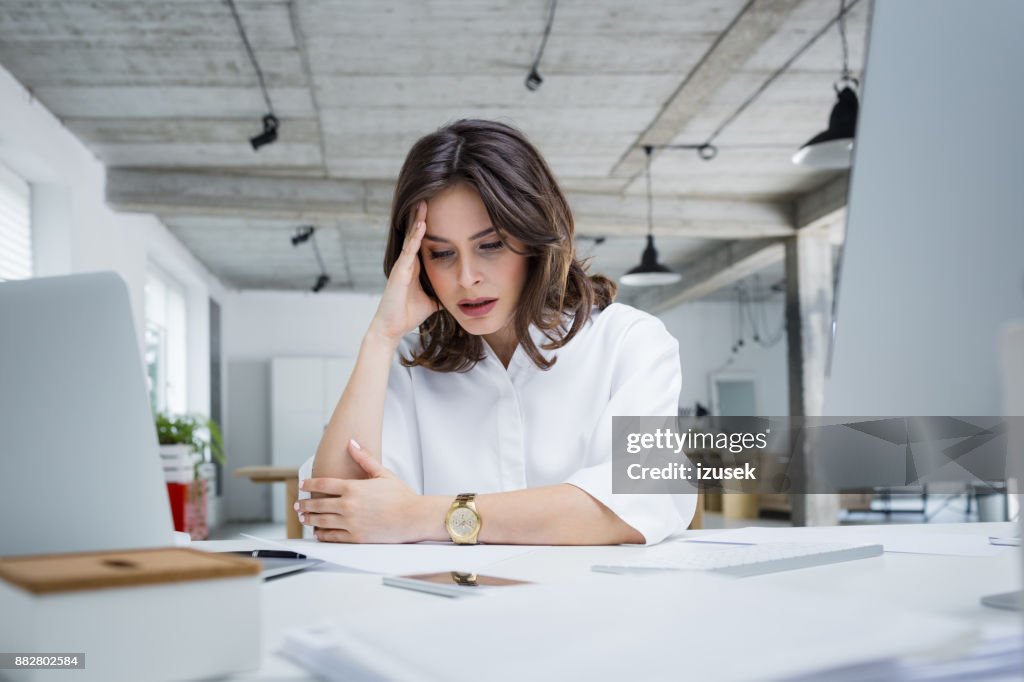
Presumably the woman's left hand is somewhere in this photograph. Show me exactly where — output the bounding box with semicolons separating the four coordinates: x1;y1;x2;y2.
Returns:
296;439;427;543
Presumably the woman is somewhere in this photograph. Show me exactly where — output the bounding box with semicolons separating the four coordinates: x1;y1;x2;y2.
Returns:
296;119;695;545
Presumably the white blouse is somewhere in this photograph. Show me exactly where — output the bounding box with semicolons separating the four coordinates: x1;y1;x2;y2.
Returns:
300;303;695;545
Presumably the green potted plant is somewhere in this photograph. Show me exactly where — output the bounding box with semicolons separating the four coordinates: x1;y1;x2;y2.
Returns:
155;412;225;540
154;412;225;475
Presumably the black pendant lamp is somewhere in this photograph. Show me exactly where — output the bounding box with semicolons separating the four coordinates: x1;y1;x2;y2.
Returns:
621;146;681;287
793;0;859;169
792;85;858;168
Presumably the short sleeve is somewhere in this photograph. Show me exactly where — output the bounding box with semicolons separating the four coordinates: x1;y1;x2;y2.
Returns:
298;456;314;501
564;315;696;545
380;338;424;493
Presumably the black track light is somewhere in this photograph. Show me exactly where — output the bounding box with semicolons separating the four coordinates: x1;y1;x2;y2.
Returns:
525;0;557;92
312;274;330;293
524;68;544;91
291;225;315;246
228;0;280;152
250;113;279;150
290;225;332;292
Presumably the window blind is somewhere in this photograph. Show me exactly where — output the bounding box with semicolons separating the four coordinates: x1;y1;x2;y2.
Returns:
0;162;31;281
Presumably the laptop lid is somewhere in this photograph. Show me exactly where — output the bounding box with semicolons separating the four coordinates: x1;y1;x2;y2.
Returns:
0;272;175;556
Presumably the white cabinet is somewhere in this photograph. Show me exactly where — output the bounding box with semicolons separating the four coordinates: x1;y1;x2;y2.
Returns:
270;357;355;523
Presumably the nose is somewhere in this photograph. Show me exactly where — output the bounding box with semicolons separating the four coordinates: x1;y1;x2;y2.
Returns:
457;253;483;289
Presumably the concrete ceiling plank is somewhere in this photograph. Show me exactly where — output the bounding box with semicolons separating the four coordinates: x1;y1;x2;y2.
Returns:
93;144;323;171
109;168;794;240
30;85;316;118
311;74;680;110
0;1;296;49
611;0;806;179
0;46;306;88
67;117;322;145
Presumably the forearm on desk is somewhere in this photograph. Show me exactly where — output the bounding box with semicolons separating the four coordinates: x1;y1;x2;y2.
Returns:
312;331;397;481
413;484;645;546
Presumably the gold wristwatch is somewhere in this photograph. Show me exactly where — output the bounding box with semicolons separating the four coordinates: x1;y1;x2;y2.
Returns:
445;493;481;545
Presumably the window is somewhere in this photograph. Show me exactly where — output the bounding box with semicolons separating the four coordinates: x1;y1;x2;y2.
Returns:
145;266;188;414
0;161;32;281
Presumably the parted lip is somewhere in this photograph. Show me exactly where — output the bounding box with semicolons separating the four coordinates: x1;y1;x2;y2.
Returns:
458;297;497;306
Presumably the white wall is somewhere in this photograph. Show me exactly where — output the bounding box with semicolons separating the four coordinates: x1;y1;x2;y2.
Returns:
0;63;226;420
658;300;789;416
221;290;380;520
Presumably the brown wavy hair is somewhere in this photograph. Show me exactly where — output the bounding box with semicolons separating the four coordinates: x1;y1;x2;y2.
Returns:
383;119;616;372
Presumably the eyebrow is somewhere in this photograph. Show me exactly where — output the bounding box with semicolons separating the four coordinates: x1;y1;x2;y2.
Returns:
422;227;496;244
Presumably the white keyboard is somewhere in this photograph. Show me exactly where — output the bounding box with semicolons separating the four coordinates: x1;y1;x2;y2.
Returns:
592;541;883;578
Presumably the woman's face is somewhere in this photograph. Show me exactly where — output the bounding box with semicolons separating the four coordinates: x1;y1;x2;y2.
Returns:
420;183;528;341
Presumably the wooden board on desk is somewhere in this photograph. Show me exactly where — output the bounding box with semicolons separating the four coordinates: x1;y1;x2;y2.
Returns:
0;548;258;595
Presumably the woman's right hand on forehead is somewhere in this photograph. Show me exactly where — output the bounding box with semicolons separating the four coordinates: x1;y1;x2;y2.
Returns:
369;201;439;344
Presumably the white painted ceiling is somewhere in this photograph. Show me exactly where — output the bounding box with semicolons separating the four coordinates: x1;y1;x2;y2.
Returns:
0;0;867;297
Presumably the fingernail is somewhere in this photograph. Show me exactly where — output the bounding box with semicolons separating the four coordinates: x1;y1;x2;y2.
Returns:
293;502;300;511
298;479;305;490
349;438;361;450
299;513;305;523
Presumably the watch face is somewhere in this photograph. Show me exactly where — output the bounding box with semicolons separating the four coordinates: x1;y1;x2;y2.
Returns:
449;507;478;537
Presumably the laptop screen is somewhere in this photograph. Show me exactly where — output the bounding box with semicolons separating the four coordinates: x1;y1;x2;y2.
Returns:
0;272;175;556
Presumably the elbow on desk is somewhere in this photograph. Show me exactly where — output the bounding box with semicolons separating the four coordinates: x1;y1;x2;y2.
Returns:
618;493;699;546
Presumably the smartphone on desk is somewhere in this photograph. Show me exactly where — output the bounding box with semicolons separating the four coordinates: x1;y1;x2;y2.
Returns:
383;571;531;598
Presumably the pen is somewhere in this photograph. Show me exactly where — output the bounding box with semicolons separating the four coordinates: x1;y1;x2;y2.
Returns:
228;550;308;559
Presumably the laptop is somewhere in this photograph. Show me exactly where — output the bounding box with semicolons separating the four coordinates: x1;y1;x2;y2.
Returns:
0;273;175;556
0;273;319;579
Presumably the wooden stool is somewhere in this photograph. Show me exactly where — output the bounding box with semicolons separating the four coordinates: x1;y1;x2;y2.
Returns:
234;466;302;539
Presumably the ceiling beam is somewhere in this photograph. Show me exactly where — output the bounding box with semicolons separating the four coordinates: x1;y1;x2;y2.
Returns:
106;168;796;238
622;238;785;313
611;0;805;180
572;192;793;239
106;168;391;220
794;172;849;230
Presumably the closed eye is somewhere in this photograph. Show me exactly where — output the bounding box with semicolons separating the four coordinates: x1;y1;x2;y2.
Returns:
428;250;454;260
480;241;504;252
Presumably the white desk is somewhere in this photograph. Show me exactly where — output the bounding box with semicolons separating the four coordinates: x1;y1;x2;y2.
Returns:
197;522;1022;680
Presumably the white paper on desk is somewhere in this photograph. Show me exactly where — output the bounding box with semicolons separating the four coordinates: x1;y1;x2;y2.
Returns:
279;572;977;682
241;534;538;575
693;526;1010;557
